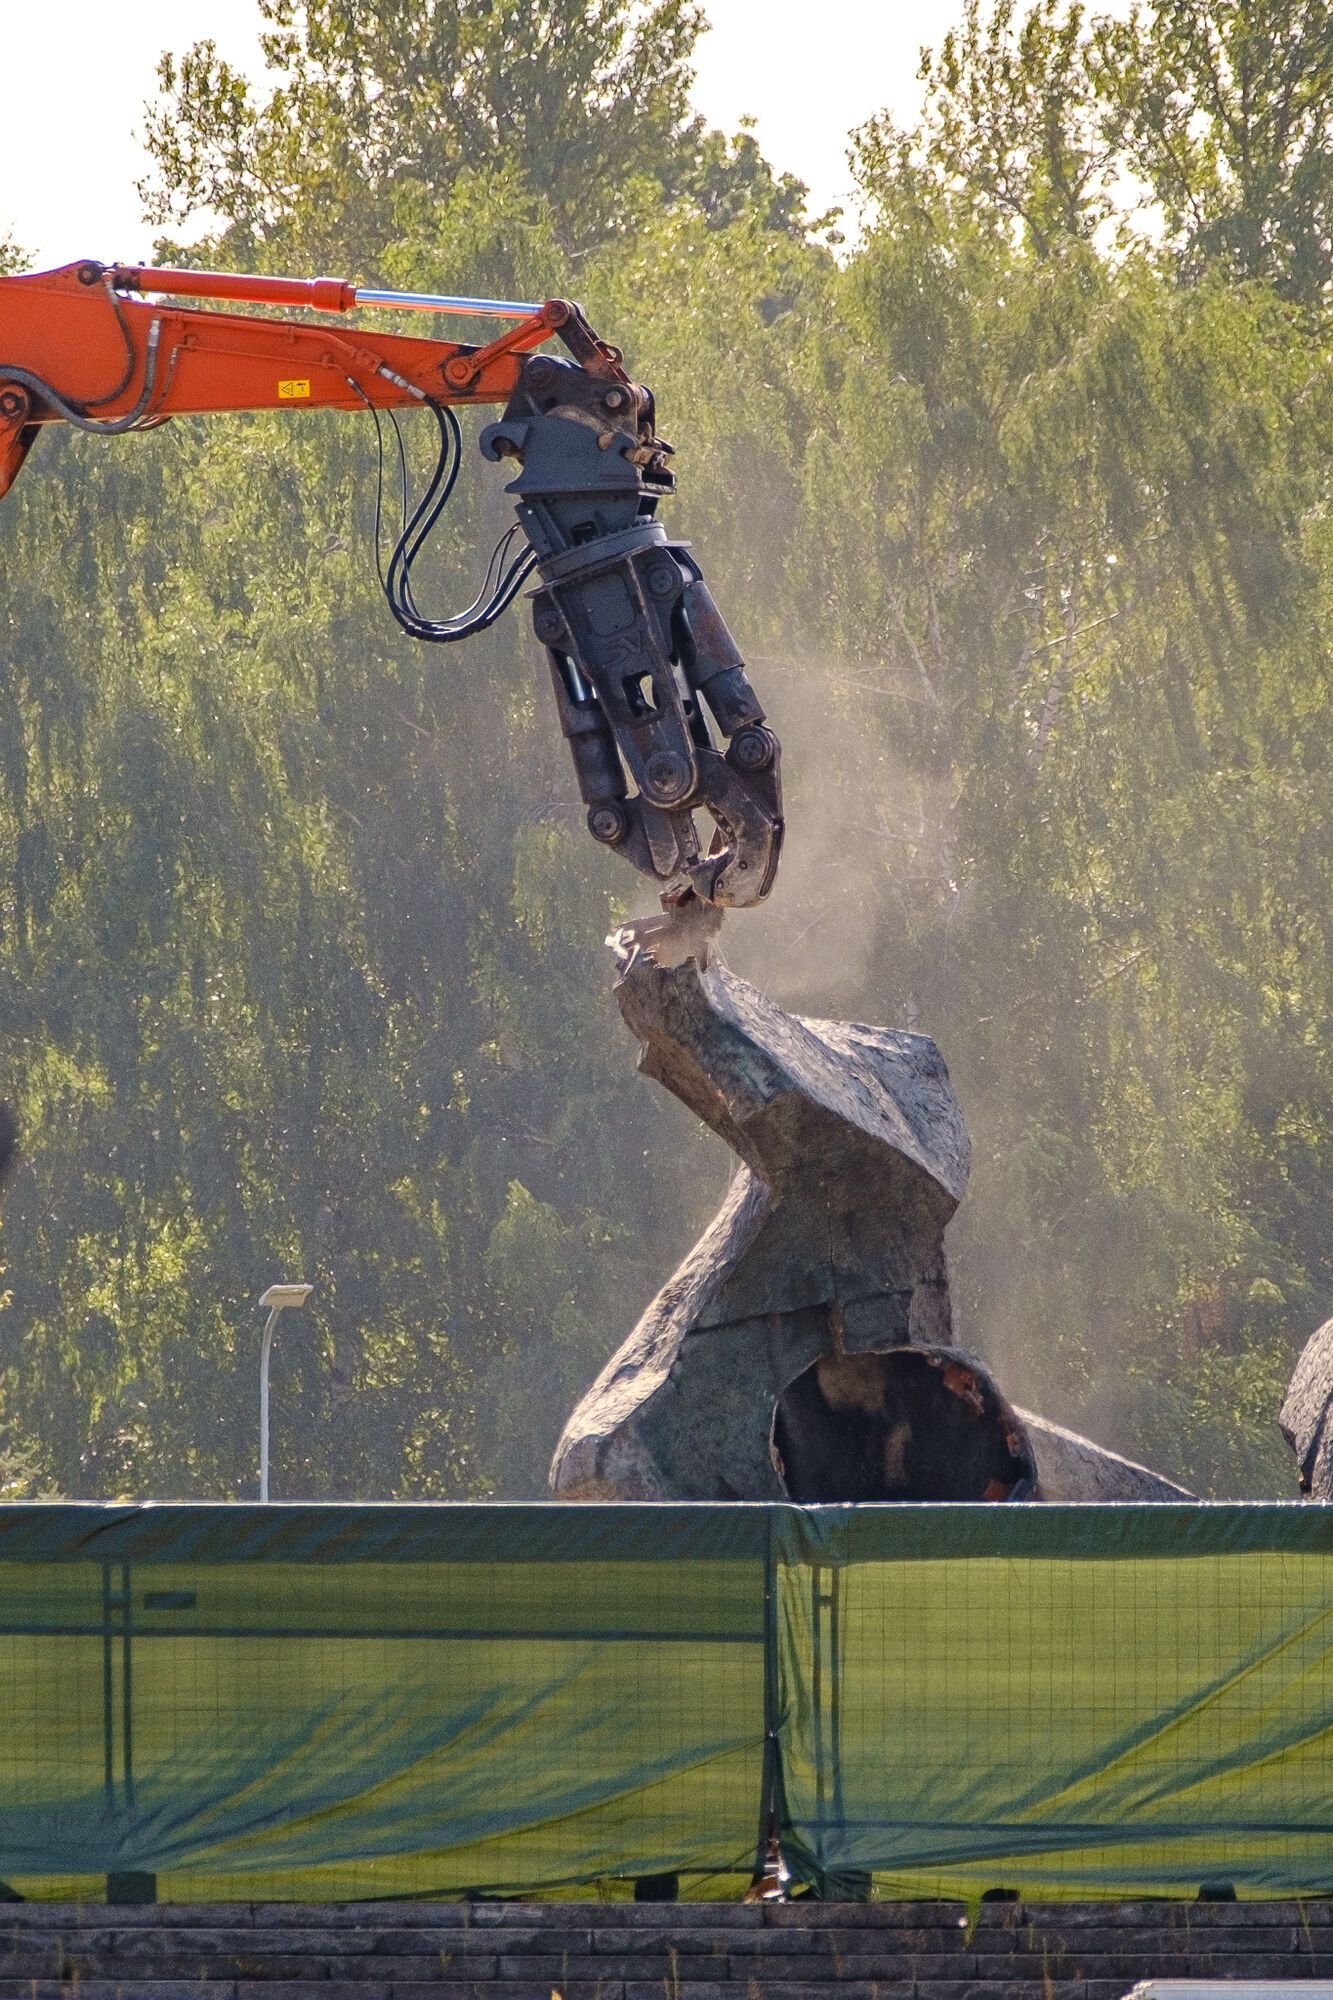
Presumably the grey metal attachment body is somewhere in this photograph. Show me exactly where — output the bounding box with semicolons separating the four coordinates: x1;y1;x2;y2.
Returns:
482;352;783;908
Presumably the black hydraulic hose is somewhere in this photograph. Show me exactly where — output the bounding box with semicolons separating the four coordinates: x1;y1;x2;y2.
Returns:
0;284;166;433
357;388;539;646
0;322;164;434
386;400;464;619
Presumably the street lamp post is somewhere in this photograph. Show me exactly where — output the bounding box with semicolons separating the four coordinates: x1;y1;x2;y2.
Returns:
258;1282;313;1502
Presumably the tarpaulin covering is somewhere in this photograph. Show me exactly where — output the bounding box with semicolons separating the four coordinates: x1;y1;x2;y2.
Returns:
0;1501;1332;1901
0;1503;768;1902
779;1505;1333;1901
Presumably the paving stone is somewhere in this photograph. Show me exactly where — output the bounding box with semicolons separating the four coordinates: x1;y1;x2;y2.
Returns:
137;1907;254;1927
71;1928;373;1961
340;1958;467;1983
905;1985;1087;2000
468;1905;600;1928
1025;1897;1309;1928
729;1951;970;1980
255;1903;477;1929
0;1984;233;2000
389;1986;620;2000
235;1928;383;1955
0;1921;83;1948
589;1906;764;1928
499;1951;729;1980
1;1903;235;1927
1017;1900;1171;1929
381;1988;511;2000
814;1927;969;1956
1187;1951;1333;1977
387;1952;501;1979
627;1984;909;2000
964;1929;1018;1953
377;1928;587;1956
66;1953;348;1981
1190;1935;1327;1960
996;1951;1190;1979
233;1985;390;2000
62;1929;237;1956
245;1904;394;1928
765;1902;967;1928
1016;1922;1300;1955
591;1928;746;1955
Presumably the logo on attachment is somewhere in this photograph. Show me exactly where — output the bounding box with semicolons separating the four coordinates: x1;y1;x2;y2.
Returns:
278;379;312;400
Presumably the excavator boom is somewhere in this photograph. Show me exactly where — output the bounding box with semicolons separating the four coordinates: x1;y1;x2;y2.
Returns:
0;260;585;490
0;260;782;910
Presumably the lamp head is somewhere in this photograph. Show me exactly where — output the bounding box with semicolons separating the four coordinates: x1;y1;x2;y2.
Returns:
259;1283;313;1310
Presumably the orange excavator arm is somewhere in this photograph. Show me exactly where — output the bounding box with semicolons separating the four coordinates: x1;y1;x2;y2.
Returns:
0;259;782;911
0;259;624;499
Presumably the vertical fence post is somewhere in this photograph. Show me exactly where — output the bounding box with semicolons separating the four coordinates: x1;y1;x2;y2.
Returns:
828;1562;844;1829
101;1563;115;1809
756;1504;784;1880
120;1562;134;1809
100;1561;135;1807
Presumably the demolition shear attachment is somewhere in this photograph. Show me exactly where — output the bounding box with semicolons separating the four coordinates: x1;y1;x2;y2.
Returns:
482;335;783;910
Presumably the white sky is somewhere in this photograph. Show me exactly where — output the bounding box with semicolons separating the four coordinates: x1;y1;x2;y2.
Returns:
1;0;967;271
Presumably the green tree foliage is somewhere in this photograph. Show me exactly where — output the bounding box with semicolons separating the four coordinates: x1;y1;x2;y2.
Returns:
1095;0;1333;301
808;0;1333;1492
140;0;806;268
0;0;1327;1501
897;0;1333;301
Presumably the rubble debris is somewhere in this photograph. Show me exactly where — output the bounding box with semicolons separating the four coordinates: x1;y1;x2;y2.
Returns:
607;892;725;971
1280;1316;1333;1496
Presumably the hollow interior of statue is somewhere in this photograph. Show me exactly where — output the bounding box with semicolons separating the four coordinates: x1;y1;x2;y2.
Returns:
770;1346;1036;1504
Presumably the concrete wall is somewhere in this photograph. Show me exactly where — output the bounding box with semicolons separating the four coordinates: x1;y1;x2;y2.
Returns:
0;1898;1328;1997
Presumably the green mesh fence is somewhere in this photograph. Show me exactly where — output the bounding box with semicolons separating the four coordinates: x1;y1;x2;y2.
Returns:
0;1504;768;1902
778;1505;1333;1903
0;1502;1332;1902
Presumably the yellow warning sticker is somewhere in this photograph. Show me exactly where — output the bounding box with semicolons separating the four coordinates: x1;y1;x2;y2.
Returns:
278;379;312;399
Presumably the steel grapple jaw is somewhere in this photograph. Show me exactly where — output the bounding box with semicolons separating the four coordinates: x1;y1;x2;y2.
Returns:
531;556;783;910
483;345;783;910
